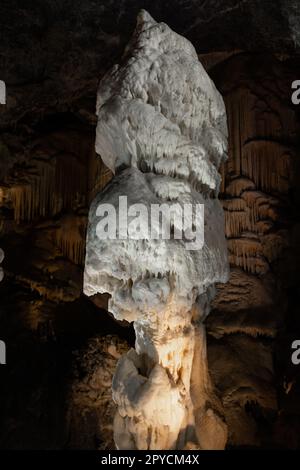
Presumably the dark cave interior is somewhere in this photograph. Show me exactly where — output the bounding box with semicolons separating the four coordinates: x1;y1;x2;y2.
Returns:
1;0;300;449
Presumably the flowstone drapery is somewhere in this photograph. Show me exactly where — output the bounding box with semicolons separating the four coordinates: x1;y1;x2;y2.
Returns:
84;10;229;450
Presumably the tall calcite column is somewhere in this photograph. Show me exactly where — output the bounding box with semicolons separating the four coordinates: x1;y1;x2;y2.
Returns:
84;10;229;450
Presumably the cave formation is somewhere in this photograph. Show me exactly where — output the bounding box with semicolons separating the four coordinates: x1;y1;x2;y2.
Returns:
0;0;300;450
84;11;229;450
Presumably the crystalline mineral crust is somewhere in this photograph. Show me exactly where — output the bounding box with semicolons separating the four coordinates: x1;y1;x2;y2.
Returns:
84;10;229;450
0;248;4;282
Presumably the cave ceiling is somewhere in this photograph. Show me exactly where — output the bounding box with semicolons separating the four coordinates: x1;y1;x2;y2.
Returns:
1;0;300;129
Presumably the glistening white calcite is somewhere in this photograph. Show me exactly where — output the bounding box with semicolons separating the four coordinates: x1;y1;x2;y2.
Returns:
84;10;229;450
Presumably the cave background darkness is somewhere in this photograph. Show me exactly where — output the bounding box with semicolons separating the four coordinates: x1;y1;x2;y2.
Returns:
0;0;300;449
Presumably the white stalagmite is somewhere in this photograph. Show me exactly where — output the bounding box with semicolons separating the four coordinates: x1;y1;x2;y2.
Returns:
84;10;229;450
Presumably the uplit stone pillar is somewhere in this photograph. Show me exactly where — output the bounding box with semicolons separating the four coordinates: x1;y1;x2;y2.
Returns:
84;11;229;450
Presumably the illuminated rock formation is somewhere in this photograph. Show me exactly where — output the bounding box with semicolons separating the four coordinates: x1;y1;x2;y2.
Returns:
207;52;297;447
84;11;229;450
0;0;299;453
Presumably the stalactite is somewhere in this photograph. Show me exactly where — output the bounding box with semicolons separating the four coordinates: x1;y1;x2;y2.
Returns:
88;149;113;203
222;86;292;194
225;177;256;197
55;153;87;210
227;238;268;274
223;89;255;185
53;215;86;265
9;154;87;224
220;86;290;268
242;142;291;193
223;198;249;238
242;190;279;223
0;186;8;206
224;210;251;238
11;160;56;224
223;198;247;212
223;191;279;238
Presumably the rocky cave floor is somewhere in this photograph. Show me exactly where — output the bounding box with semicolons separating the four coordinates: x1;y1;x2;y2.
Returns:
1;0;300;449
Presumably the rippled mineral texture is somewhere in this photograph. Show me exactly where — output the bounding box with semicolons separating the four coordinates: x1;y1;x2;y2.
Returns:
84;11;229;450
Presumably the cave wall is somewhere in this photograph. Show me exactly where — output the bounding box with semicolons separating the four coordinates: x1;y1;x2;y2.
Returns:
208;52;300;448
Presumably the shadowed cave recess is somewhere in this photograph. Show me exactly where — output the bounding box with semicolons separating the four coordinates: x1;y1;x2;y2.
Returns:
0;0;300;450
